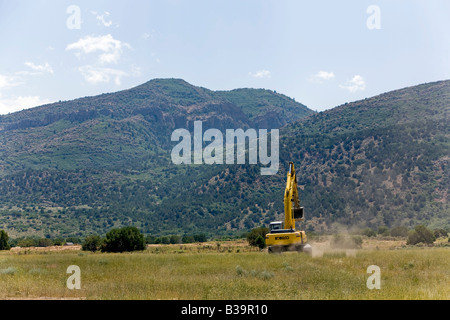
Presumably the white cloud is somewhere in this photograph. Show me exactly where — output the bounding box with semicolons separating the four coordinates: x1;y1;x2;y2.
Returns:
66;34;131;64
78;65;128;86
249;70;271;79
339;75;366;93
24;61;54;74
0;94;52;114
309;70;335;83
0;74;23;90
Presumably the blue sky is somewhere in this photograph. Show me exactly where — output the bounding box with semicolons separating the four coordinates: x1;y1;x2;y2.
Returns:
0;0;449;114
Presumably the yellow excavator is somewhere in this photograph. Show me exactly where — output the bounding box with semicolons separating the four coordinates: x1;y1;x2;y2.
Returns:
266;162;311;254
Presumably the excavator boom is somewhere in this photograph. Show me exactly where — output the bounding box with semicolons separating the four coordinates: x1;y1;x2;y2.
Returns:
284;162;303;230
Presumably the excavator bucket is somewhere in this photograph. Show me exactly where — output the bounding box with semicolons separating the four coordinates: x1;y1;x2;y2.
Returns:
293;207;304;220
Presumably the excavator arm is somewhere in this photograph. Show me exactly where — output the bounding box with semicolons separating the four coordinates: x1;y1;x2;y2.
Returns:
284;162;303;231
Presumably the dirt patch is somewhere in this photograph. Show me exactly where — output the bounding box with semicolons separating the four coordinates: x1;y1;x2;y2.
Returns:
10;245;82;253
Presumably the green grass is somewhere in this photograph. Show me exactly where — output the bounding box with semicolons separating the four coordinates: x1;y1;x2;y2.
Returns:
0;243;448;300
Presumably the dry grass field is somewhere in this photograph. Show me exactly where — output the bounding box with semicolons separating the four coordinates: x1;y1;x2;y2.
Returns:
0;238;448;300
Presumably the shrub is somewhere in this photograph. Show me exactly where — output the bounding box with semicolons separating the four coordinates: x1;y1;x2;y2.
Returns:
17;237;37;247
82;235;103;252
407;225;435;245
433;228;448;239
52;238;65;246
170;235;181;244
102;226;146;253
361;228;376;237
377;226;390;236
0;230;10;251
37;238;53;247
0;267;17;275
145;235;157;244
193;234;207;243
259;270;274;280
254;235;266;250
236;265;247;276
390;226;408;237
182;235;195;244
247;227;269;248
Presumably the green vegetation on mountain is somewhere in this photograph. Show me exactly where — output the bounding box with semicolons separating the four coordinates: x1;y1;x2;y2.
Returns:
0;79;448;239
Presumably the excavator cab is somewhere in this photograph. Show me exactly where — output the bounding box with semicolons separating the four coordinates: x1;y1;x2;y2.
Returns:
269;222;283;232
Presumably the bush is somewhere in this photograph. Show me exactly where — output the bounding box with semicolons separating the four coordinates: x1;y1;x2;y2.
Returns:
254;235;266;250
433;228;448;239
145;235;157;244
170;235;181;244
82;235;103;252
377;226;390;236
102;226;146;253
193;234;207;243
182;235;195;244
361;228;376;237
247;227;269;248
407;225;435;245
37;238;53;247
53;238;65;246
17;237;37;247
390;226;408;237
0;230;10;251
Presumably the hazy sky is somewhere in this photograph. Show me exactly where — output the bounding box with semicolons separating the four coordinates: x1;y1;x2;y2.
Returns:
0;0;449;114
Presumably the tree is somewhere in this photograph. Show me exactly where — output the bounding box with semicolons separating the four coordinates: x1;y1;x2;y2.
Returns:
182;235;195;244
390;225;408;237
193;233;207;243
247;227;269;248
407;225;435;245
37;238;53;247
170;235;181;244
0;230;10;251
377;226;390;236
433;228;448;239
254;235;266;250
102;226;146;253
361;227;376;237
82;235;103;252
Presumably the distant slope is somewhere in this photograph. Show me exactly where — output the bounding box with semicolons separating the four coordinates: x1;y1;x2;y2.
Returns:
170;80;449;234
0;79;447;239
0;79;313;176
215;88;313;129
277;80;449;230
0;78;314;238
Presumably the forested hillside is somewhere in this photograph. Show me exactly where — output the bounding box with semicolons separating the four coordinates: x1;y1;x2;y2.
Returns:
0;79;448;239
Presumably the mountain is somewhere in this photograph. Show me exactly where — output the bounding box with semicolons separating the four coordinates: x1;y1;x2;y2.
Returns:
280;80;449;231
152;80;449;235
0;78;314;238
0;79;448;239
0;79;312;175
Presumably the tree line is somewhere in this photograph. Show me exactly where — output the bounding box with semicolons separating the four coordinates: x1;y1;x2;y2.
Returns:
1;224;447;252
0;227;210;252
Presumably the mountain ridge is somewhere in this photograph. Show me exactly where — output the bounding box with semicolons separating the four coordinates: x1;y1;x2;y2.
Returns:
0;78;448;238
0;78;313;132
